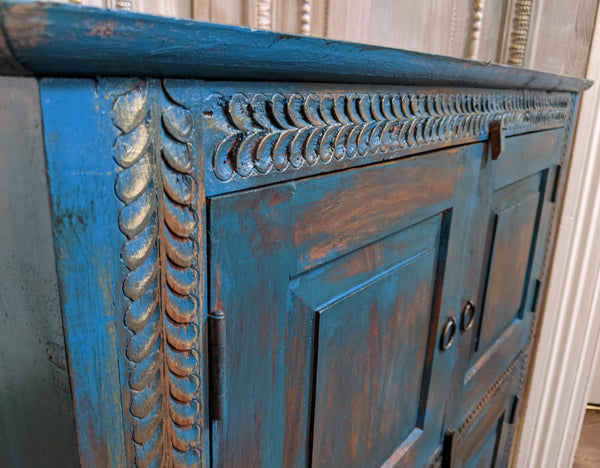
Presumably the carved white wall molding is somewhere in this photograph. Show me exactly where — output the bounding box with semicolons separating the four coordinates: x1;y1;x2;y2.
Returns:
301;0;311;35
507;0;533;66
256;0;272;30
112;0;133;10
467;0;485;60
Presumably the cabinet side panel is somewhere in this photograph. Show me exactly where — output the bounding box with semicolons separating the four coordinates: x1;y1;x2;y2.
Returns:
40;78;128;467
0;77;80;467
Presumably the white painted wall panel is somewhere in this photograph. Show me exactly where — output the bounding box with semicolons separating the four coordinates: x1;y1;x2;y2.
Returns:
589;349;600;404
514;4;600;464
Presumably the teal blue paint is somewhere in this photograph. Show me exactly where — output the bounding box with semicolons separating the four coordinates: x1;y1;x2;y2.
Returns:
41;78;128;467
0;3;592;92
209;144;482;467
0;4;587;466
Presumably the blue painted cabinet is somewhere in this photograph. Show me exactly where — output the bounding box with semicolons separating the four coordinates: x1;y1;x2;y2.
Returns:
0;3;591;468
210;143;480;467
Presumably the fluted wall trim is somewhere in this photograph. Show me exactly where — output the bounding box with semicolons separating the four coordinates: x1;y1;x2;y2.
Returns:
467;0;485;60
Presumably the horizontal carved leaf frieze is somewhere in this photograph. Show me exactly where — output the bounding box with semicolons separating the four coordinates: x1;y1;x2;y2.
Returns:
206;90;571;182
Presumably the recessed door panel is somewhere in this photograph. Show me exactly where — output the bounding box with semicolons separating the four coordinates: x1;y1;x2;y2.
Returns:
477;175;542;352
464;416;505;468
293;217;444;468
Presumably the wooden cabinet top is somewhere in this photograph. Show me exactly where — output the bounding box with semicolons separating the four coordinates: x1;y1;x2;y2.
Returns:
0;2;592;92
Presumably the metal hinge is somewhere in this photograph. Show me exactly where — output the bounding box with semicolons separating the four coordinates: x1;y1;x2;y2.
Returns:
489;120;505;161
550;165;562;203
531;279;542;313
509;395;520;424
442;429;456;468
208;309;226;421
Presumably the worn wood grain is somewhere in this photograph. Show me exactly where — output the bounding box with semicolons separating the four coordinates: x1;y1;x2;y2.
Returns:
209;143;482;467
451;356;522;468
573;410;600;468
40;78;129;468
478;175;541;349
312;239;437;467
448;123;565;441
0;26;30;76
0;2;591;91
492;127;565;190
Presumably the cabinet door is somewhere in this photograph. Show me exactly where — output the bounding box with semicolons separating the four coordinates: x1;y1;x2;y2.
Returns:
451;128;565;425
209;145;481;468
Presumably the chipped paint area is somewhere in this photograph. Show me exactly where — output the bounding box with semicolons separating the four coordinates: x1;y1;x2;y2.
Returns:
3;4;50;49
0;6;578;465
87;20;117;38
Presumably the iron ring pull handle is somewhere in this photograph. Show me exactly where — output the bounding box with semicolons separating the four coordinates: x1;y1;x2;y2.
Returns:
440;316;457;351
461;301;476;331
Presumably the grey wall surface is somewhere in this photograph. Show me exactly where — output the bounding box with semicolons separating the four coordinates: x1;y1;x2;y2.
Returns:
0;76;79;467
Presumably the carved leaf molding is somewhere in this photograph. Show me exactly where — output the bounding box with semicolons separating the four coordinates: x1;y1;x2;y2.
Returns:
208;90;571;181
113;79;201;468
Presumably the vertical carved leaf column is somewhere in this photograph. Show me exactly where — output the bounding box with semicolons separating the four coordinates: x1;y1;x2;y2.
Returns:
112;79;202;468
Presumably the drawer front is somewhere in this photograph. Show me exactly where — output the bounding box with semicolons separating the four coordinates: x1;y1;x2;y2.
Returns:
209;144;481;468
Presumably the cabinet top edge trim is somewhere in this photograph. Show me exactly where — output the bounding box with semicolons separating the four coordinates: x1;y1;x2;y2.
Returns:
0;2;592;92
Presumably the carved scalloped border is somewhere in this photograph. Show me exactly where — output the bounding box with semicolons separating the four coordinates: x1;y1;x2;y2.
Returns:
113;79;202;468
207;90;571;182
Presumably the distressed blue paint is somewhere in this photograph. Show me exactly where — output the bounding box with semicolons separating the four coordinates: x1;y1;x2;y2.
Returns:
40;78;128;467
0;4;590;467
209;144;483;468
199;83;575;196
446;126;571;437
0;2;592;92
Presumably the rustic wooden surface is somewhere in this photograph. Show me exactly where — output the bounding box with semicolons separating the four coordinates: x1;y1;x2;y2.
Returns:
40;0;599;79
209;144;481;468
573;410;600;468
0;3;592;91
31;73;581;468
40;78;131;467
0;3;592;467
447;127;566;443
